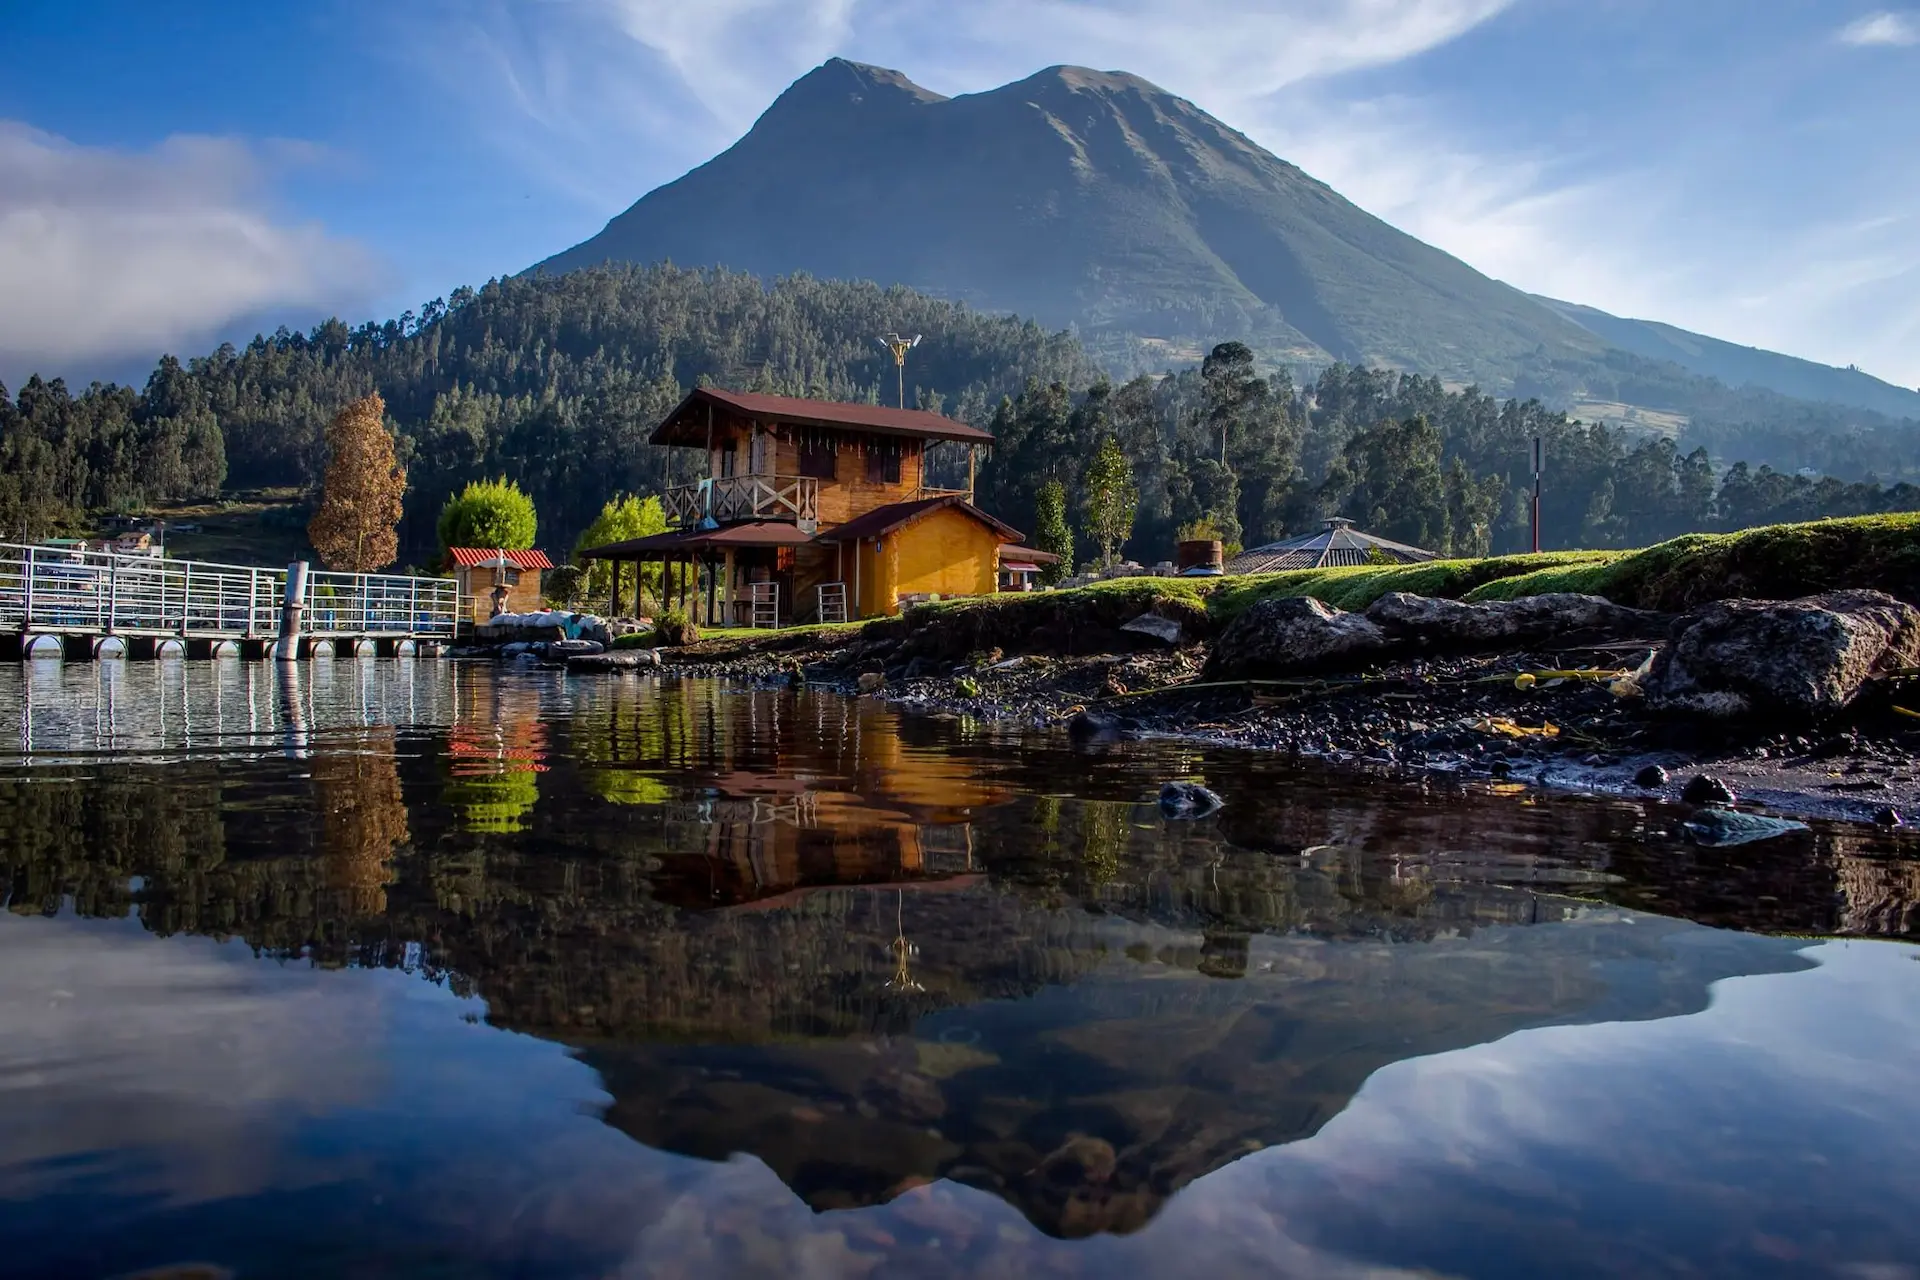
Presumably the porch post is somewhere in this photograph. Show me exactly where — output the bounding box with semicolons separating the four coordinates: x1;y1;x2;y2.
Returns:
706;553;717;627
608;559;619;618
633;555;644;618
722;547;736;629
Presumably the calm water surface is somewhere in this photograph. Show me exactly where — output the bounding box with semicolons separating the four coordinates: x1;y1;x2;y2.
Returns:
1;659;1917;1279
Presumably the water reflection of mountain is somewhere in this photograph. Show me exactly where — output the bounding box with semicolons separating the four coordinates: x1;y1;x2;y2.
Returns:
1;666;1914;1238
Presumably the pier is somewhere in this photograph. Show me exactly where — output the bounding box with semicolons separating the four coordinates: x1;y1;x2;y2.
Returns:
0;542;459;660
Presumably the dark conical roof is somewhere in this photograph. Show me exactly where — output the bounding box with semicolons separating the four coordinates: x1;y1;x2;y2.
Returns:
1225;518;1439;575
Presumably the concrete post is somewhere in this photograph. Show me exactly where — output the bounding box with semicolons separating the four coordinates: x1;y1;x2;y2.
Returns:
275;561;309;661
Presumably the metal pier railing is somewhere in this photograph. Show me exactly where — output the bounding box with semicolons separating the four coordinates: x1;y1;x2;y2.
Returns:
0;542;458;645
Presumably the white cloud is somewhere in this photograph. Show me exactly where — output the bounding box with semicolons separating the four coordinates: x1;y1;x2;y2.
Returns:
1838;10;1920;46
0;123;383;386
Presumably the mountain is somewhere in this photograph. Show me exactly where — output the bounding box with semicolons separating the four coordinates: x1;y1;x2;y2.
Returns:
1535;296;1920;420
535;59;1609;387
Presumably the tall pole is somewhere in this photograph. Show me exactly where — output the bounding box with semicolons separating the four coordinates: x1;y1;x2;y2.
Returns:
879;333;919;410
1530;435;1544;554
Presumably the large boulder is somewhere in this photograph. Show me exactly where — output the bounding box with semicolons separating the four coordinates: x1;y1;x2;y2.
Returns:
1643;590;1920;719
1363;591;1662;651
1206;596;1390;678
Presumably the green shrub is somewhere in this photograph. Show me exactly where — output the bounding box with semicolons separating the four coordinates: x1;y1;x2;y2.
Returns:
652;610;699;647
437;478;536;554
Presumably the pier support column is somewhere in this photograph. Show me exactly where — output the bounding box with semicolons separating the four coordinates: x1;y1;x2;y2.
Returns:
274;561;309;662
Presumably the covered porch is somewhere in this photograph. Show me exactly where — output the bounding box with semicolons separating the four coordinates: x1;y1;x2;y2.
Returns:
577;522;820;629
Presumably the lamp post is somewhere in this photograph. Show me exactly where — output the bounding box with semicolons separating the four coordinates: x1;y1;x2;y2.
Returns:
1530;435;1544;554
876;333;921;410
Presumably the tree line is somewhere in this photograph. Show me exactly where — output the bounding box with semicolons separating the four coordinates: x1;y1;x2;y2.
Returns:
975;346;1920;565
4;264;1918;571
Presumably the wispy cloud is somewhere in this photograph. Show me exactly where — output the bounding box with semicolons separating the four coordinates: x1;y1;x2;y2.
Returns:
0;124;383;386
406;0;1519;201
1837;10;1920;46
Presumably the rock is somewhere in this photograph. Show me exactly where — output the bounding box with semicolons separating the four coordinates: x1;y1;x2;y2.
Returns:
1067;709;1124;743
856;671;886;695
500;641;534;656
1119;612;1185;646
1364;592;1663;651
548;638;604;655
1682;809;1809;846
1643;590;1920;720
1205;595;1390;679
1158;782;1223;818
1634;764;1670;789
1682;774;1737;806
565;649;658;672
1875;807;1904;827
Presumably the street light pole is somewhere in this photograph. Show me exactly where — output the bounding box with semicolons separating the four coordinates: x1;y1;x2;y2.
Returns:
1530;435;1544;554
876;333;922;410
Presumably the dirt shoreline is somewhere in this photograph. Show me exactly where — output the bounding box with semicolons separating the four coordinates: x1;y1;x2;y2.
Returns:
652;635;1920;829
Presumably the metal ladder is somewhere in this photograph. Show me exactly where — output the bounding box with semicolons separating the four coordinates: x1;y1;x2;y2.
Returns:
749;581;780;629
816;581;848;625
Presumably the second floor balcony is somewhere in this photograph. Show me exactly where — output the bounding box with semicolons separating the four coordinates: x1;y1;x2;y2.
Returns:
665;474;820;528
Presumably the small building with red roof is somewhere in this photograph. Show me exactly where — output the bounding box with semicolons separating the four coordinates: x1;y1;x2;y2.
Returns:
447;547;554;623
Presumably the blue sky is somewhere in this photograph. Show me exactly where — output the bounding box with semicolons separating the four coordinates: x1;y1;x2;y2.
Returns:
2;0;1916;389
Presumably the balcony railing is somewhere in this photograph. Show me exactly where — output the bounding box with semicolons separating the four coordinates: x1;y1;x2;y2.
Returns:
666;475;820;527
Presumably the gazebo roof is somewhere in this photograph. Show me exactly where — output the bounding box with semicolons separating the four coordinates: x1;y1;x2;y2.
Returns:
1225;518;1439;575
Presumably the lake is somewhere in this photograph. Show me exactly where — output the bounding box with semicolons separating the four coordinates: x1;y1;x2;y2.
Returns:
1;659;1917;1279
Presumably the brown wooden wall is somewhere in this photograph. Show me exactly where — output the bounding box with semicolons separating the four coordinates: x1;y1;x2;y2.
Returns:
689;411;934;530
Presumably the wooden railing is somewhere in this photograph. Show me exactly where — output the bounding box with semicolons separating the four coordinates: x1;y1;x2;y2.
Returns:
665;475;820;527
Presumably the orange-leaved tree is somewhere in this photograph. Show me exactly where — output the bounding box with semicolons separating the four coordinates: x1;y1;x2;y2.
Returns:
308;393;408;571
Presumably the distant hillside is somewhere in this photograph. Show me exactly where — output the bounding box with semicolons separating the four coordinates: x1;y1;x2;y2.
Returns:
1536;297;1920;421
537;59;1607;389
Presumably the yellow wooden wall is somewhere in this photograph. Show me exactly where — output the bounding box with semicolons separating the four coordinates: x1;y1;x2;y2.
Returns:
852;507;1001;617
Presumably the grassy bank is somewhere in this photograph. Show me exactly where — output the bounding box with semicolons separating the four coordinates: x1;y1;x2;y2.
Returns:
652;514;1920;663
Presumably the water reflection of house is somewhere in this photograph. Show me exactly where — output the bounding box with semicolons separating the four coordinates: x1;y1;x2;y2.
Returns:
574;687;1012;909
650;759;1006;910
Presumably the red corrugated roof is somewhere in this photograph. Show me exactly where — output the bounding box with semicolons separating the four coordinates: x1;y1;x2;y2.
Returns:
448;548;554;569
650;386;995;447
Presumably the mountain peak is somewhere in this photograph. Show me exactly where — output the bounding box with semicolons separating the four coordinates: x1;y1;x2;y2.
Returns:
1011;65;1171;97
773;57;947;112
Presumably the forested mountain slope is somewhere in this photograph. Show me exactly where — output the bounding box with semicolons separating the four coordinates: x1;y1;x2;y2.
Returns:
537;59;1606;386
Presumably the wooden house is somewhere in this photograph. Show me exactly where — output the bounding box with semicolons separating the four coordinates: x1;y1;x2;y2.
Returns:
578;388;1026;625
448;547;554;624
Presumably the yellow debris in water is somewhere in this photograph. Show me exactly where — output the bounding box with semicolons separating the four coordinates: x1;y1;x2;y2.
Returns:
1514;673;1537;690
1474;716;1560;739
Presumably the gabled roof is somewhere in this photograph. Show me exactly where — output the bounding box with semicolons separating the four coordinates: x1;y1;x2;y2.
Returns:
448;548;554;569
813;495;1024;545
1225;518;1437;575
650;386;995;447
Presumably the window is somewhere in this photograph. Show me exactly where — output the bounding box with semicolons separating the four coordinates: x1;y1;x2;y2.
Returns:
799;436;836;480
864;443;901;485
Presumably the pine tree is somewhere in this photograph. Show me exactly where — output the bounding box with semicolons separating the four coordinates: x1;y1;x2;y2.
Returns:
308;393;406;571
1083;435;1138;570
1032;479;1074;583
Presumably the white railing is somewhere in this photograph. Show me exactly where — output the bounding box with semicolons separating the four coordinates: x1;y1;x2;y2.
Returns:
0;543;459;639
665;475;820;527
